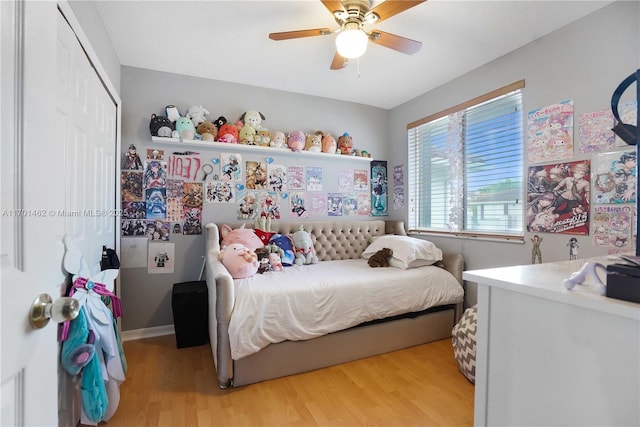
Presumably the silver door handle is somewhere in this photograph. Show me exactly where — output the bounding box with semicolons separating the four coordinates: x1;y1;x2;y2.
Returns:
29;294;80;329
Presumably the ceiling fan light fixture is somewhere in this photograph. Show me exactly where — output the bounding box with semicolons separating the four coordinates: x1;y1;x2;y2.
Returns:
335;24;368;59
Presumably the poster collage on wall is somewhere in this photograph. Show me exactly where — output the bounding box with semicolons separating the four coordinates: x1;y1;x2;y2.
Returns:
120;145;390;271
526;99;637;255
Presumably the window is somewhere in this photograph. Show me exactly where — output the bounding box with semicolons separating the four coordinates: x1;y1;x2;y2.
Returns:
407;80;525;239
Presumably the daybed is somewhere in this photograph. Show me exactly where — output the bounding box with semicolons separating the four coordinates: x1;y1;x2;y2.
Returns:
205;220;465;388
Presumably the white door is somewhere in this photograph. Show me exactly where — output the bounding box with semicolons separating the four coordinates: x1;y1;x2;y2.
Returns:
1;2;118;425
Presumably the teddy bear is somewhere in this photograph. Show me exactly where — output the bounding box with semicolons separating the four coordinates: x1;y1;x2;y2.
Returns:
196;121;217;142
367;247;393;268
338;132;353;155
291;225;318;265
321;132;337;154
304;132;322;152
287;130;306;152
270;131;287;148
221;243;259;279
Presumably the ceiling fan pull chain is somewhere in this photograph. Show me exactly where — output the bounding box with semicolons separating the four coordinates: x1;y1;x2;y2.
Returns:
356;57;361;78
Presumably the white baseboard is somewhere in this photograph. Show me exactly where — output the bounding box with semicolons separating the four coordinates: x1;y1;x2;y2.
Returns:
121;324;175;342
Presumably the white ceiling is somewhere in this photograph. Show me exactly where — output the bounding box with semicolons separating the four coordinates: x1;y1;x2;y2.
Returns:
93;0;613;110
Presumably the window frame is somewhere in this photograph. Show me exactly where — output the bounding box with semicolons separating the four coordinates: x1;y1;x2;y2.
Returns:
406;80;526;241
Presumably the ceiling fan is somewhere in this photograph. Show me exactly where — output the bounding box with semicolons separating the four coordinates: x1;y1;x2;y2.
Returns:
268;0;425;70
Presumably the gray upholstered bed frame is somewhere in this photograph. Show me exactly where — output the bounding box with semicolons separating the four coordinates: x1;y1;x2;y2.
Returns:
205;220;464;388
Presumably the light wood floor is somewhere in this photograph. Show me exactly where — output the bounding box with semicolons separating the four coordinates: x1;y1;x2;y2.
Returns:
98;335;474;427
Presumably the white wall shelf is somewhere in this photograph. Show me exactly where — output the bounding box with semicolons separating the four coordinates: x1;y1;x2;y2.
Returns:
151;137;373;162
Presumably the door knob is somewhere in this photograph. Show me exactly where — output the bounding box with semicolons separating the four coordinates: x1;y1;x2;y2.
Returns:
29;294;80;329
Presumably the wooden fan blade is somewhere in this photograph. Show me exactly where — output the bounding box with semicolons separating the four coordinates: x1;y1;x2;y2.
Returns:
369;0;426;22
369;30;422;54
330;52;348;70
321;0;345;15
269;28;333;41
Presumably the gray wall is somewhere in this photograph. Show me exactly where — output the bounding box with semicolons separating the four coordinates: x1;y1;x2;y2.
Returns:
388;0;639;306
119;66;389;331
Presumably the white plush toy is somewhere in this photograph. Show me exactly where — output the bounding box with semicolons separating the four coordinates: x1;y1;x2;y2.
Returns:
240;110;265;130
186;105;210;127
291;225;318;265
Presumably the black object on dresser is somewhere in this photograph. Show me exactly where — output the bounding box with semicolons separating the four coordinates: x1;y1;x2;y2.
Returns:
171;281;209;348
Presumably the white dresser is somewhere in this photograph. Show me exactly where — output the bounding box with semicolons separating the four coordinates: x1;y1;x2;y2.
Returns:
464;258;640;427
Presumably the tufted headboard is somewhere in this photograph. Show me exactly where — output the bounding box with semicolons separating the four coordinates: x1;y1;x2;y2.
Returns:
206;220;407;261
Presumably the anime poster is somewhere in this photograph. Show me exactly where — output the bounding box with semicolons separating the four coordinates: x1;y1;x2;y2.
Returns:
220;153;242;182
205;180;235;203
165;198;183;222
592;205;633;252
143;160;168;189
146;219;170;241
182;207;202;235
145;188;167;220
578;109;615;153
289;192;308;218
371;161;388;216
166;179;183;198
616;101;638;147
246;160;268;189
527;100;574;164
148;242;175;274
526;160;590;235
121;171;143;201
306;166;323;191
327;193;343;216
338;169;354;192
357;193;371;216
146;148;164;160
342;194;358;216
593;149;636;204
121;219;146;237
267;164;287;192
259;192;281;219
182;182;203;209
310;193;326;216
354;169;368;192
237;191;259;220
393;164;405;210
122;201;145;220
287;166;305;190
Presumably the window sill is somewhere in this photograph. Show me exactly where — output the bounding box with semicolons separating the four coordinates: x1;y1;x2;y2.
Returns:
407;229;525;244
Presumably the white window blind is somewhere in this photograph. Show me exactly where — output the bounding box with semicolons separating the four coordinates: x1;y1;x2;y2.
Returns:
407;81;524;238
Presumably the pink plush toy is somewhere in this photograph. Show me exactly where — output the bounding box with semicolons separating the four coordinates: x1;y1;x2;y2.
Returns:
220;243;259;279
322;132;337;154
220;224;264;252
287;130;305;152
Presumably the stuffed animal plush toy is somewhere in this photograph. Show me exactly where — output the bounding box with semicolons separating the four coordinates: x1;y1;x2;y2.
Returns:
165;105;181;122
270;131;287;148
304;133;322;152
367;247;393;267
288;130;306;152
239;124;257;145
321;132;337;154
186;105;210;127
196;121;217;142
254;217;274;245
338;132;353;155
217;123;239;143
149;114;174;137
221;243;259;279
240;110;266;130
175;117;196;140
213;116;227;129
268;234;295;266
291;225;318;265
255;129;271;147
220;223;264;252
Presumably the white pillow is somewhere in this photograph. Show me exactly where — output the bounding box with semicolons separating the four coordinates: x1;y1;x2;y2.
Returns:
362;235;442;269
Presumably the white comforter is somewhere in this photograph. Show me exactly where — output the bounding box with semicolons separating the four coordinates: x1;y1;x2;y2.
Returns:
228;259;464;360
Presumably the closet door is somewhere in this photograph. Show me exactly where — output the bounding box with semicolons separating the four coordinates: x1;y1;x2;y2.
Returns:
0;2;118;425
